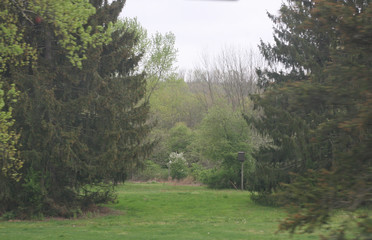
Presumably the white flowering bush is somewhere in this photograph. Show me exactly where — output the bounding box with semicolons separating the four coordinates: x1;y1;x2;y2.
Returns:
168;152;188;180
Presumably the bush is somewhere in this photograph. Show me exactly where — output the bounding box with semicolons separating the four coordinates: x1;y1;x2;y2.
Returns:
189;163;210;183
167;122;194;153
168;152;188;180
203;168;238;189
190;163;253;190
134;160;168;181
250;191;281;207
17;169;44;218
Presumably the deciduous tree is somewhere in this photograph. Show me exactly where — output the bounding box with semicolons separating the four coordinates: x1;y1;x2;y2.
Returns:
195;103;254;189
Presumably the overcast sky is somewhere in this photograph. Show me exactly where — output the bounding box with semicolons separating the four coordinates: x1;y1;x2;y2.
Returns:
120;0;283;70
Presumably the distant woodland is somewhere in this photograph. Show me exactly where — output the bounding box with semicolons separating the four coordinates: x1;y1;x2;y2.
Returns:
1;1;371;239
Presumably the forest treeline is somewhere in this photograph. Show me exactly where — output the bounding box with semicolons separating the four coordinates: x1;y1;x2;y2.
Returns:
1;0;371;239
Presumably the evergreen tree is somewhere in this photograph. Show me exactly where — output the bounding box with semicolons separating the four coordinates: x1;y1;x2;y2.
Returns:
247;0;336;199
1;0;152;218
250;0;372;238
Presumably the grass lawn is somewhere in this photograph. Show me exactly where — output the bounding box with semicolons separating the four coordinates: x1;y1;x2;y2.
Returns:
0;182;319;240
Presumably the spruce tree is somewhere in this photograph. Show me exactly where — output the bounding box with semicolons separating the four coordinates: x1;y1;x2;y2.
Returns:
250;0;372;238
2;0;152;217
248;0;336;199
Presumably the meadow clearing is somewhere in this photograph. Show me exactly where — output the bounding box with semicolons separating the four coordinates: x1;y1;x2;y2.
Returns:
0;182;320;240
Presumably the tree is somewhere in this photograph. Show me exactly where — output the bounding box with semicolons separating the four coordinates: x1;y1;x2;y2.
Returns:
214;47;263;113
166;122;194;154
150;77;202;129
1;0;111;69
188;47;265;113
0;84;22;214
146;77;203;167
247;0;337;199
195;102;254;189
187;54;220;111
136;31;178;102
279;1;372;238
0;0;36;73
251;0;372;238
1;0;152;218
0;0;34;215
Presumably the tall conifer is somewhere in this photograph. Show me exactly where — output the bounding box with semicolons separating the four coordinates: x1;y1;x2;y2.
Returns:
248;0;335;198
250;0;372;237
2;0;152;217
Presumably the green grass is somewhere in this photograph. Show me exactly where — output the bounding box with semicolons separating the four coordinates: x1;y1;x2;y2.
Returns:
0;182;319;240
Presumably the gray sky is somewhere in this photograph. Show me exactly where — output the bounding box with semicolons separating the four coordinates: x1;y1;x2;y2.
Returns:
120;0;282;70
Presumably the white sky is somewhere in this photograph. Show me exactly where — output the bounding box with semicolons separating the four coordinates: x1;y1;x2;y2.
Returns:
120;0;283;70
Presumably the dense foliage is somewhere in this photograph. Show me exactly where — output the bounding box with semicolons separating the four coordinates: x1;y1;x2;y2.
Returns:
249;0;372;238
134;43;263;188
194;104;253;188
1;0;151;218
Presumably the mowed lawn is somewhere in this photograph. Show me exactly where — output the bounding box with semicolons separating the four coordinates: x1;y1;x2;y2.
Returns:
0;182;319;240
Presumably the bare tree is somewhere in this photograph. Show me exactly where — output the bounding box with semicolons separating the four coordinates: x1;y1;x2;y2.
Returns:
186;53;221;111
214;46;265;112
188;46;266;113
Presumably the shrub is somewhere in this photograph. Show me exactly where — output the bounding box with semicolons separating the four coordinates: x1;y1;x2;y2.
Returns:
203;168;238;189
189;163;210;183
134;160;168;181
166;122;194;153
168;152;188;180
250;191;281;207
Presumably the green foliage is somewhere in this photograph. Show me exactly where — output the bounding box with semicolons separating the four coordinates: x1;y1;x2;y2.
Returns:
0;0;36;72
202;168;237;189
166;122;194;153
31;0;112;68
168;152;188;180
249;0;343;196
134;160;168;181
0;83;22;215
18;168;44;217
150;77;201;128
1;0;111;69
145;47;263;188
252;0;372;238
194;103;254;188
188;163;211;183
250;191;281;207
147;78;203;169
143;32;178;101
0;83;21;181
197;103;252;166
1;0;152;218
146;128;171;167
247;161;289;197
117;22;178;102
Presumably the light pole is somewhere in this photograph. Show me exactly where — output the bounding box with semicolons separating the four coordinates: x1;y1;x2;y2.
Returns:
238;152;245;190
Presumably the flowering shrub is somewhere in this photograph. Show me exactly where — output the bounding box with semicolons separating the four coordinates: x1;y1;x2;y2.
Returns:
168;152;188;180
